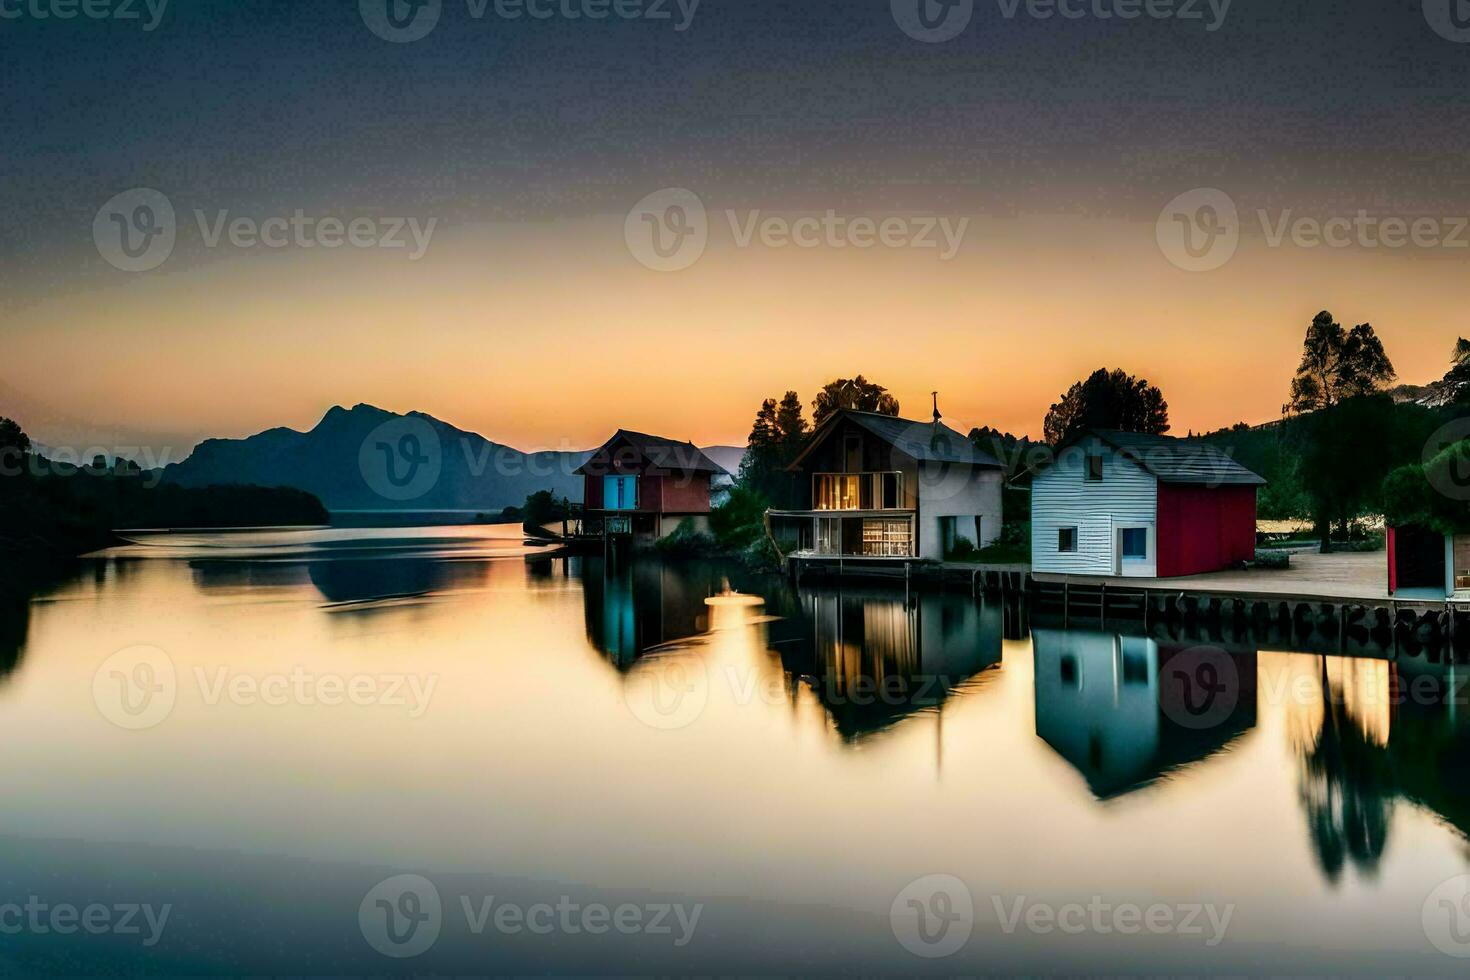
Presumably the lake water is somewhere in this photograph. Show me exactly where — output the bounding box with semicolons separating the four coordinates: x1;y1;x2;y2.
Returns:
2;525;1469;974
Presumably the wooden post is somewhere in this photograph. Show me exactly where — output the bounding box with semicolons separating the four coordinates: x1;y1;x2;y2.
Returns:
1100;582;1106;627
1063;581;1070;629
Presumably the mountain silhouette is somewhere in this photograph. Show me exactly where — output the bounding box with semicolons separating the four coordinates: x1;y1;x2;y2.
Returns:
160;404;591;512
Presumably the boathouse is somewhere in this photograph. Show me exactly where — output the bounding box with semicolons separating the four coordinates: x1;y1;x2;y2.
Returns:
767;406;1004;561
1030;430;1265;579
576;430;727;542
1387;524;1470;599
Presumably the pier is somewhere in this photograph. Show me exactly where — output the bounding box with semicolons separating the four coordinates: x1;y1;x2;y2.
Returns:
786;549;1470;661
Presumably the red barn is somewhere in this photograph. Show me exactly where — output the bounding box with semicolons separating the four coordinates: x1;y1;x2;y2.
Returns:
1031;430;1265;579
577;430;727;541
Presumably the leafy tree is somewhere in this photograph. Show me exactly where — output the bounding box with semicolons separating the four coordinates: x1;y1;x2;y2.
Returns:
811;376;899;428
709;485;771;550
1042;368;1169;445
740;391;809;508
1296;394;1430;547
1446;337;1470;404
0;417;30;459
1287;312;1396;414
775;390;808;457
1383;439;1470;535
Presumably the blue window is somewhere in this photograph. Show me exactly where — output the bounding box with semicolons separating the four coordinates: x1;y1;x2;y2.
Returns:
603;475;637;511
1121;528;1148;560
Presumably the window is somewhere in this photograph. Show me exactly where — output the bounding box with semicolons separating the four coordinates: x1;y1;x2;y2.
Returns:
1086;454;1104;481
603;475;637;511
813;473;904;511
1121;528;1148;560
862;519;912;557
1058;527;1078;553
881;472;900;509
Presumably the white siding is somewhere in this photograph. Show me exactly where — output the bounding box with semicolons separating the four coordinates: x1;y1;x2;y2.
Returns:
916;464;1004;560
1032;437;1157;575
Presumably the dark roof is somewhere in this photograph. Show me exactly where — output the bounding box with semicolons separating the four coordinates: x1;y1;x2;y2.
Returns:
575;429;727;476
789;409;1003;470
1072;429;1266;486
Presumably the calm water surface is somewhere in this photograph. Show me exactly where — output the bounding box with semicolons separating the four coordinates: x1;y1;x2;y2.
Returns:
2;525;1468;974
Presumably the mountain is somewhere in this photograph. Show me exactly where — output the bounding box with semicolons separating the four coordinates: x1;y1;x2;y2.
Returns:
700;445;747;482
161;404;592;512
159;405;747;513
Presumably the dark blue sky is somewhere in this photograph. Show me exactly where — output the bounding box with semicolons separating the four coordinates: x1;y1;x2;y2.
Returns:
5;1;1470;285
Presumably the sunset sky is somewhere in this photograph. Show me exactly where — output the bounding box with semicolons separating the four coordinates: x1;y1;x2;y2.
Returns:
5;1;1470;452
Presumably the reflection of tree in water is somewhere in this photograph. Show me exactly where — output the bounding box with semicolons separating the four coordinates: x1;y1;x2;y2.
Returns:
0;561;83;684
1296;657;1394;884
0;591;29;681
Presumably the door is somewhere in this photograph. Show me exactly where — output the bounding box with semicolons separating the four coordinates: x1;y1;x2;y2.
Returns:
1116;525;1155;577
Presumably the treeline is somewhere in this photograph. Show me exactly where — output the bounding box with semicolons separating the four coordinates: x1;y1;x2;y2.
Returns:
0;418;328;559
1198;314;1468;543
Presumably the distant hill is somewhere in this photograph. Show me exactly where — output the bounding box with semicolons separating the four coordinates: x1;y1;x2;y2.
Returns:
158;405;744;512
700;445;746;482
160;404;592;512
1390;379;1462;408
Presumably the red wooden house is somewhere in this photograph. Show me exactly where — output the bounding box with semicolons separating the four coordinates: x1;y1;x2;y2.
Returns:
1030;430;1265;579
577;429;727;541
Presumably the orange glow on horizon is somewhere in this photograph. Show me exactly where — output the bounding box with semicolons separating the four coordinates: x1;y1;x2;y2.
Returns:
6;213;1466;452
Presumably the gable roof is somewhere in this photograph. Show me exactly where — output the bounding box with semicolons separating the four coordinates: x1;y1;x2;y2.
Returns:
789;409;1003;470
575;429;727;476
1047;429;1265;486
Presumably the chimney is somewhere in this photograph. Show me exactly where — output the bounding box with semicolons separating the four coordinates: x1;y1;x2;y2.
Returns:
930;391;941;451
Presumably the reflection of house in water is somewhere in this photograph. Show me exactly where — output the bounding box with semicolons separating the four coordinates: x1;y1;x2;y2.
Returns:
580;558;725;670
1033;630;1257;799
774;589;1002;742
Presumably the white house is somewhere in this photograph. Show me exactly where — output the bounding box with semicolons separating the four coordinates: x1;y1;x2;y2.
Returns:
1030;430;1265;579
